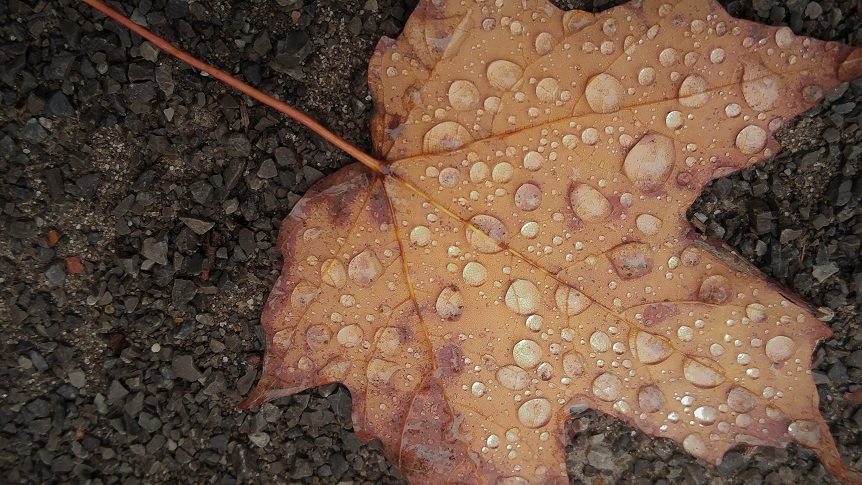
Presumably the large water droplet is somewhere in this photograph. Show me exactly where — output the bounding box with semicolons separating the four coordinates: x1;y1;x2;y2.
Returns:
471;381;486;397
462;261;488;287
623;133;675;191
536;77;560;103
522;151;544;171
788;420;822;447
765;335;795;363
409;226;431;247
492;162;514;183
337;325;363;348
742;63;783;112
555;285;590;316
348;249;383;287
449;80;480;111
698;275;730;304
497;365;530;390
638;67;656;86
506;279;541;315
470;161;489;183
608;243;653;279
636;214;663;236
683;358;725;388
665;110;684;130
436;286;464;321
438;167;460;187
735;125;767;155
638;385;664;412
745;303;767;322
306;325;331;349
513;339;542;369
659;47;680;67
321;259;347;288
775;26;795;48
592;372;623;401
635;331;673;364
375;326;404;355
569;182;611;222
515;183;542;211
518;398;552;428
487;60;523;91
563;352;585;377
694;406;718;425
678;74;709;108
727;386;757;413
590;331;611;352
486;434;500;448
423;121;472;154
535;32;555;55
466;215;508;253
682;434;708;459
585;73;625;113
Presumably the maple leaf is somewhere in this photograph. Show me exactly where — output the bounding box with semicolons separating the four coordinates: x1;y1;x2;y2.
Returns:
81;0;862;483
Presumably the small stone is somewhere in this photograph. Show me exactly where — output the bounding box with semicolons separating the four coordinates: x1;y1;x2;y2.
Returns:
805;2;823;19
587;446;616;471
141;238;168;265
179;216;215;235
68;369;86;388
257;159;278;179
21;119;48;144
303;165;324;185
812;262;839;282
249;432;270;448
45;262;66;286
107;380;129;404
172;279;197;306
45;92;74;118
189;180;214;204
172;354;202;381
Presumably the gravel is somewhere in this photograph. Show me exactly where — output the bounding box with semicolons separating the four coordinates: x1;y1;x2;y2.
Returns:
1;0;860;484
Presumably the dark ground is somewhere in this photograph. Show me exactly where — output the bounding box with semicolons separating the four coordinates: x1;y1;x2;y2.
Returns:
1;0;861;483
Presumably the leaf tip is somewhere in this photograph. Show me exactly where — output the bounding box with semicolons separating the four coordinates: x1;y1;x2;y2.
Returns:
838;46;862;83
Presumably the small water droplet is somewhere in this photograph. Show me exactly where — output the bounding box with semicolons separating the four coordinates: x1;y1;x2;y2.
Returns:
569;182;611;222
520;221;540;239
466;215;508;253
448;80;480;111
677;326;694;342
462;261;488;287
535;32;554;55
635;331;673;364
536;362;553;380
306;325;331;349
470;161;489;183
471;381;486;397
698;275;730;304
638;67;656;86
424;121;472;154
506;280;541;315
745;303;767;322
590;331;611;352
290;282;320;307
487;60;523;91
742;63;783;112
735;125;767;155
765;335;795;363
526;314;544;332
659;47;679;67
694;406;718;425
409;226;432;247
665;110;684;130
518;398;552;428
710;343;725;357
337;325;363;348
788;420;822;447
514;183;542;211
321;259;347;288
623;133;675;191
436;286;464;321
535;77;560;103
636;214;663;236
774;26;795;49
682;434;708;459
710;48;725;64
438;167;461;187
522;151;544;171
592;372;623;401
585;73;625;113
492;162;514;183
497;365;530;390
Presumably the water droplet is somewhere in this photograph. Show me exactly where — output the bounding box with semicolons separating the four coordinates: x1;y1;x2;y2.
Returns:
585;73;625;113
410;226;431;247
638;385;664;412
694;406;718;425
306;325;331;349
487;60;523;91
569;182;611;222
448;80;480;111
775;26;795;48
290;282;320;307
710;343;725;357
677;326;694;342
375;327;404;355
623;133;675;191
563;352;585;377
520;221;540;239
492;162;514;183
665;110;683;130
536;77;560;103
514;183;542;211
765;335;795;363
535;32;554;55
522;151;544;171
590;331;611;352
788;420;822;447
636;214;663;236
526;314;543;332
608;243;653;280
742;63;783;112
682;434;708;459
513;339;542;369
438;167;460;187
592;372;622;401
659;47;679;67
348;249;383;287
436;286;464;321
745;303;767;322
710;48;725;64
337;325;362;348
471;381;486;397
518;398;552;428
802;84;824;103
497;365;530;390
486;434;500;448
466;215;508;253
735;125;767;155
635;331;673;364
423;121;472;154
470;161;489;183
683;358;725;388
321;259;347;288
555;285;590;316
698;275;730;304
678;74;709;108
506;280;541;315
725;103;742;117
727;386;757;413
462;262;488;287
638;67;656;86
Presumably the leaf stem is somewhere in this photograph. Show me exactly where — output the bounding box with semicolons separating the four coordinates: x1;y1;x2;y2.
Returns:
80;0;387;174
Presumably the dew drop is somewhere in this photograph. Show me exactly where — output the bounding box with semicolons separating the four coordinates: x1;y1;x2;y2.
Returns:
470;161;490;183
683;358;725;388
592;372;623;402
678;74;709;108
682;434;708;459
710;48;725;64
535;32;554;55
563;352;585;377
487;60;523;91
636;214;663;236
410;226;432;247
698;275;730;304
438;167;460;187
765;335;795;363
659;47;679;67
742;64;783;112
735;125;767;155
788;420;822;448
423;121;472;154
774;26;795;48
590;331;611;352
320;259;347;288
348;249;383;287
462;261;488;287
471;381;486;397
710;343;725;357
536;77;560;103
638;385;664;412
513;339;542;369
486;434;500;448
506;279;541;315
745;303;767;322
337;325;363;348
497;365;530;391
436;286;464;321
635;331;673;364
725;103;742;117
520;221;540;239
448;80;480;111
492;162;514;183
727;386;757;413
608;243;653;280
638;67;656;86
555;285;590;316
581;127;599;145
515;183;542;211
306;325;331;349
290;282;320;307
518;398;552;428
694;406;718;425
526;314;543;332
466;215;508;253
585;73;625;113
622;133;675;191
569;183;611;222
677;326;694;342
665;110;684;130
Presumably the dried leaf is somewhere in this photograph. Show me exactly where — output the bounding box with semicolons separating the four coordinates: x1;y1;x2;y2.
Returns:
81;0;862;482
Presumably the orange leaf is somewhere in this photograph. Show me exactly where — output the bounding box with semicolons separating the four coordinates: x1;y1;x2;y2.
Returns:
47;229;61;247
65;256;84;274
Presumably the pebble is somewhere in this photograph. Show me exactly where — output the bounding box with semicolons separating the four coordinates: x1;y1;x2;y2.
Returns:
171;354;202;381
141;237;168;265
